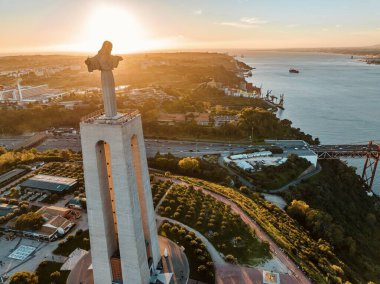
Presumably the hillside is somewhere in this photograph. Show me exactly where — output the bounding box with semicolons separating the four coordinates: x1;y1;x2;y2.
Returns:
282;160;380;283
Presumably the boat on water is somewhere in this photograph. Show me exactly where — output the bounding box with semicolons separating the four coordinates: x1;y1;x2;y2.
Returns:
289;68;299;74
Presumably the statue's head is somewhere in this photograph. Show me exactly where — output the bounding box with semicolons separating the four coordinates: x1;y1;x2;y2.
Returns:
98;41;113;55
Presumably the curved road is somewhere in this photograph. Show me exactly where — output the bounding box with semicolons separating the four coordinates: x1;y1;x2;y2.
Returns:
199;187;311;284
158;176;312;284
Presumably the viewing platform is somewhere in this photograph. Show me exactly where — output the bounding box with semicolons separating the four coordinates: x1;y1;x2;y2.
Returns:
81;109;140;125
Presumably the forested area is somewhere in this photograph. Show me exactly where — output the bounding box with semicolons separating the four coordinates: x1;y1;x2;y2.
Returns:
143;106;319;144
179;175;357;283
0;147;80;174
0;105;98;135
282;159;380;283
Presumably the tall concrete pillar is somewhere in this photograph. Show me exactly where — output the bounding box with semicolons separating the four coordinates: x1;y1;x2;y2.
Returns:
80;113;160;284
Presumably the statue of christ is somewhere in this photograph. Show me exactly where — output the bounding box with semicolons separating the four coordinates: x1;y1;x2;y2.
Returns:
85;41;123;118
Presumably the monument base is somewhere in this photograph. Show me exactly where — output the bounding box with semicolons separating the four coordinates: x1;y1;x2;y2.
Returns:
80;111;160;284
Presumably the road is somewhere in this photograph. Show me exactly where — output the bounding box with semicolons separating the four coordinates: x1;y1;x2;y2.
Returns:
35;134;261;157
157;176;311;284
310;143;380;159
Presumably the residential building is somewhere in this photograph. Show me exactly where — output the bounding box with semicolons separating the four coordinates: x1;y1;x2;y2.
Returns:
213;115;239;127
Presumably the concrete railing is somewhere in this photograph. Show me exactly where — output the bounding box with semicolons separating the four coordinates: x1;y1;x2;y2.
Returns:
81;109;140;125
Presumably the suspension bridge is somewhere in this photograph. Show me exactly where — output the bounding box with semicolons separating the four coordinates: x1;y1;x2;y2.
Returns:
309;141;380;193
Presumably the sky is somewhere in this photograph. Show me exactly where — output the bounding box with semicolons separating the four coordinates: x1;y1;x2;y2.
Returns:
1;0;380;54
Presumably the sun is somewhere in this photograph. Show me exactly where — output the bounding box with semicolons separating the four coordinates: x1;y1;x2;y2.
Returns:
79;4;154;53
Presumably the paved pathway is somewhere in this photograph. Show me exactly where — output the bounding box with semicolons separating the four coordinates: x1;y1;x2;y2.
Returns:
156;176;312;284
67;236;189;284
66;251;93;284
157;216;297;284
157;216;225;266
155;185;172;213
218;155;252;187
270;164;321;193
159;236;189;284
198;187;311;284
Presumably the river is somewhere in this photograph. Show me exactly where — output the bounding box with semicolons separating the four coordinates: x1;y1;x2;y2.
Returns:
241;51;380;194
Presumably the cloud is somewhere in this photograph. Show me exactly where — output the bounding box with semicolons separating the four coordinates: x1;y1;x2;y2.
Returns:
219;22;253;29
219;17;268;29
286;24;298;28
335;24;342;28
240;17;268;25
194;10;202;15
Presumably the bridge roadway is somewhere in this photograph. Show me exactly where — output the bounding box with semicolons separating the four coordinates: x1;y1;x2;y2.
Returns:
33;134;380;158
310;144;380;159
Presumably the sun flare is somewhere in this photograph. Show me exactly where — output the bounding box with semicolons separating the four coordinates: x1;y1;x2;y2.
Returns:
78;4;159;53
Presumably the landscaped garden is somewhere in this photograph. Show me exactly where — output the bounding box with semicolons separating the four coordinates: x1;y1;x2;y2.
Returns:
157;183;271;265
35;261;70;284
151;179;172;208
159;220;215;284
178;175;354;284
53;229;90;256
236;154;311;190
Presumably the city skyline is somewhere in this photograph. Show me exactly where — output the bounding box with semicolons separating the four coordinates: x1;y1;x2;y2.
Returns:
1;0;380;55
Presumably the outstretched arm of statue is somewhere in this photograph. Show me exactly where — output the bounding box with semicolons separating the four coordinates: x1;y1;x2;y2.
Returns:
112;55;123;68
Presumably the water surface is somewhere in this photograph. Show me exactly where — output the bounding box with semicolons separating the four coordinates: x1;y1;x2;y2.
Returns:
242;52;380;193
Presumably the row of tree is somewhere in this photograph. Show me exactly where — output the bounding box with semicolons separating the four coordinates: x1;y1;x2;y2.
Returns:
148;153;231;184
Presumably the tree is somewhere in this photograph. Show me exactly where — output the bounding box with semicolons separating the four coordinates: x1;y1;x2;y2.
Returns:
239;186;249;194
286;200;309;223
197;265;207;273
14;212;44;231
225;254;237;264
9;272;38;284
50;271;61;283
178;157;200;173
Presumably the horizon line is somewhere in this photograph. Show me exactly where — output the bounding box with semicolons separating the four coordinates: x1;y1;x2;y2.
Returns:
1;44;379;57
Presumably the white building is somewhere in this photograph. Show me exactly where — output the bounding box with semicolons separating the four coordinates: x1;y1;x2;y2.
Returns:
0;84;67;103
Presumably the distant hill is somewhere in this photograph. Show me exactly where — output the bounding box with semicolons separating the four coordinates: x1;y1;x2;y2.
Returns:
276;44;380;57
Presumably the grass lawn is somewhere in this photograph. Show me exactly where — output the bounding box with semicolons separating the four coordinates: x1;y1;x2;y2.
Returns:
35;261;69;284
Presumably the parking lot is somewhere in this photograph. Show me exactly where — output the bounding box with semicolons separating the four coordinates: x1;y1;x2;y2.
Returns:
37;134;82;152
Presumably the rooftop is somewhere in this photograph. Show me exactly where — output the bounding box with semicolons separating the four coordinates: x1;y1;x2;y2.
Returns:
37;205;71;219
0;168;26;184
20;174;77;192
